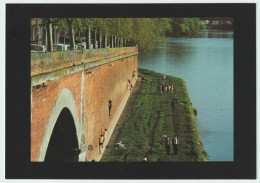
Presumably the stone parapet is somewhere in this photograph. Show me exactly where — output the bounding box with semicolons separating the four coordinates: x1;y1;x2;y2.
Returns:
31;47;138;76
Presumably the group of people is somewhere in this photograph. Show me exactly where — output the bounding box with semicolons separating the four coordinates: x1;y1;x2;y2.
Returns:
159;83;174;95
127;71;137;92
99;128;108;154
163;135;179;155
158;74;174;95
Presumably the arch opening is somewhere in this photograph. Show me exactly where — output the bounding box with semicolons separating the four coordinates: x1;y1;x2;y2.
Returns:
44;107;80;162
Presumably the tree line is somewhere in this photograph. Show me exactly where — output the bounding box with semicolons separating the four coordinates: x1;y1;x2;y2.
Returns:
33;18;205;51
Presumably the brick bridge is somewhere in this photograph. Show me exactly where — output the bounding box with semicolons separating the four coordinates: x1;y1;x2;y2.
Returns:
31;47;138;162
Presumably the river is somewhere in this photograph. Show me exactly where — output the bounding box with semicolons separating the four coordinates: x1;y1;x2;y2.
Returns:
138;30;233;161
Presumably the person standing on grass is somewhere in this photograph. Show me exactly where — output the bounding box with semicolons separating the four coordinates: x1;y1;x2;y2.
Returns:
173;135;178;155
108;99;112;116
165;135;171;155
159;85;162;95
162;85;164;94
171;99;175;109
171;83;174;94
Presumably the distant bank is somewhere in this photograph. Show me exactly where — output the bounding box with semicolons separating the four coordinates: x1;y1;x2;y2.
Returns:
102;68;208;162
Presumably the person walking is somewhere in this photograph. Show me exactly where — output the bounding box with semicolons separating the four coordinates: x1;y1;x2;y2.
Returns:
99;134;104;154
127;80;130;90
173;135;178;155
108;99;112;116
103;129;107;143
165;135;171;155
133;71;136;77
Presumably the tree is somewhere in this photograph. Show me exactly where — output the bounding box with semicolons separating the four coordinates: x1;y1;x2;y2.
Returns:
36;18;183;52
56;19;69;48
168;18;205;37
66;18;76;50
41;18;57;51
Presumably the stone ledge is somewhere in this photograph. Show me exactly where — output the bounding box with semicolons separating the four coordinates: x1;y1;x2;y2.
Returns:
31;47;138;76
31;51;138;87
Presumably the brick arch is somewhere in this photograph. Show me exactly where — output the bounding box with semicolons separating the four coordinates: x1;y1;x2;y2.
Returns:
37;88;81;161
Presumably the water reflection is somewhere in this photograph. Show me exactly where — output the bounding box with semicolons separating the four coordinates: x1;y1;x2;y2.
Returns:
138;31;234;161
198;30;234;38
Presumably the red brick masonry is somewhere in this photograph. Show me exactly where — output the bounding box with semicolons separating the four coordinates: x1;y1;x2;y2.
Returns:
31;47;138;161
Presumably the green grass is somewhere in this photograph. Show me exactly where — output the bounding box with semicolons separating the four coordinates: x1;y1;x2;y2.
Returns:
102;68;208;162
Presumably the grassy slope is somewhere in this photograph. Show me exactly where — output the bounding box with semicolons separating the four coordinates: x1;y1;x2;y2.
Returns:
102;68;208;162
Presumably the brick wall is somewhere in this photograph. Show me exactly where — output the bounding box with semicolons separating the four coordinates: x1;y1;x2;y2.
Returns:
31;47;138;161
84;56;138;161
31;72;82;161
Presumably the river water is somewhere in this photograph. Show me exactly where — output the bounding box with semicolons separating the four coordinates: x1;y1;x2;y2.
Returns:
138;31;233;161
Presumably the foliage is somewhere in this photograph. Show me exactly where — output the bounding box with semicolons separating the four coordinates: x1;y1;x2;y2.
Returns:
34;18;205;51
168;18;204;37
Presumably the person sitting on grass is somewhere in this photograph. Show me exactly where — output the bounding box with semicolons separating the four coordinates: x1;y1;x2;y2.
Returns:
141;75;145;82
